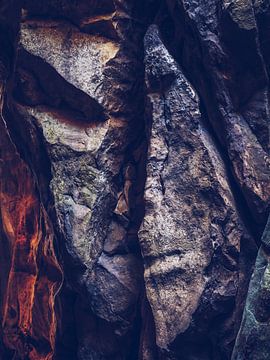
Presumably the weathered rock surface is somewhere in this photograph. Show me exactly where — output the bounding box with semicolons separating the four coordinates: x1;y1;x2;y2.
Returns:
165;0;270;224
0;3;62;359
14;1;148;358
139;25;256;359
0;0;269;359
232;215;270;360
0;117;62;359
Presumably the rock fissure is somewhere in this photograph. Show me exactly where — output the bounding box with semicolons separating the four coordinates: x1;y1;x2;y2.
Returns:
0;1;269;359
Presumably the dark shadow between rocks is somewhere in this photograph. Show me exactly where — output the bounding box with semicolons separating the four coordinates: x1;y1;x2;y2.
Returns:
14;48;107;125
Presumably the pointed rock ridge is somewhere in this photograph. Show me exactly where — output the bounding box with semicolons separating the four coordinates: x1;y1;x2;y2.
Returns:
233;216;270;360
139;24;255;358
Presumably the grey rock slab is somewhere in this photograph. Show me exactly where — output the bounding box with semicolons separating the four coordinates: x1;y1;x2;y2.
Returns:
20;20;120;105
139;25;253;353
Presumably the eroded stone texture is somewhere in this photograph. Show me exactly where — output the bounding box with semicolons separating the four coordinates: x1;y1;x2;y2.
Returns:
0;0;269;359
15;1;148;358
165;0;270;224
0;2;62;359
232;216;270;360
0;127;62;359
139;25;256;359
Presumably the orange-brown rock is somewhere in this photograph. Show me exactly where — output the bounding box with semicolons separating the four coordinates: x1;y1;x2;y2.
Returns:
0;109;62;359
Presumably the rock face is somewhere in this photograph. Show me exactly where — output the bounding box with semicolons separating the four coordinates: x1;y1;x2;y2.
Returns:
139;25;255;359
0;1;269;360
0;116;62;360
232;216;270;360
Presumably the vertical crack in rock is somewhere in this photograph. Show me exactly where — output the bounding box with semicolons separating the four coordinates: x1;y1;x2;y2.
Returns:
0;1;269;359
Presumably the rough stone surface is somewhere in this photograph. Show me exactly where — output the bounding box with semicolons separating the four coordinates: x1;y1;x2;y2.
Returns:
15;1;148;358
233;241;270;359
0;1;269;359
166;0;270;224
139;25;255;359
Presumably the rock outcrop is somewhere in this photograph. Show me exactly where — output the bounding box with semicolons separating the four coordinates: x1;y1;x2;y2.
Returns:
0;1;269;359
139;24;256;359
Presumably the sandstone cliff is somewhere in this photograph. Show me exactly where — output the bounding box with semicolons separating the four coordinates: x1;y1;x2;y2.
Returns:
0;1;269;359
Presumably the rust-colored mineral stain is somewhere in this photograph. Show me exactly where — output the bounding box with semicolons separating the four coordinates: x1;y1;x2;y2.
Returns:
0;120;62;359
